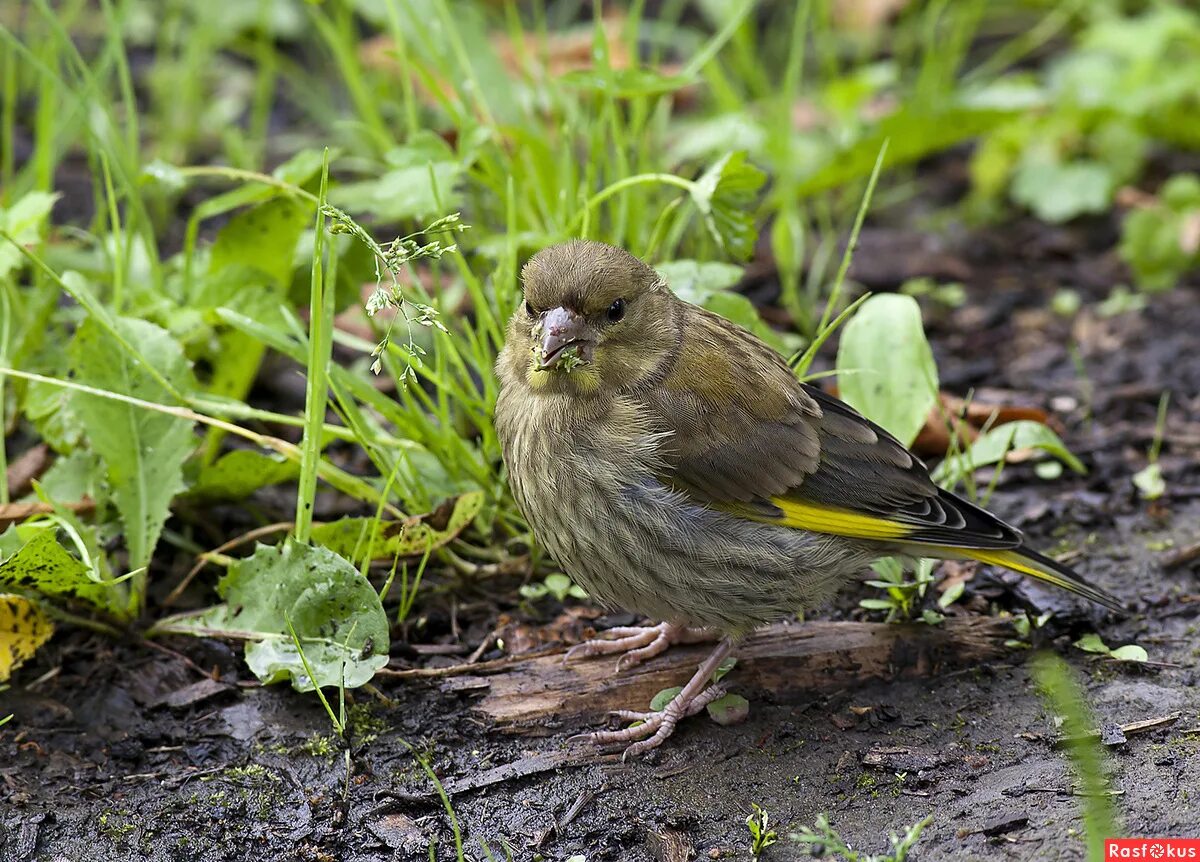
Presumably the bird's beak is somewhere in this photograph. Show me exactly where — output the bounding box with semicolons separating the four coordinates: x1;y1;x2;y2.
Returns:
536;306;593;371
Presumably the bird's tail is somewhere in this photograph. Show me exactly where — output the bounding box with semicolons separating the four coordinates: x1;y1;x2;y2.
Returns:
964;547;1124;613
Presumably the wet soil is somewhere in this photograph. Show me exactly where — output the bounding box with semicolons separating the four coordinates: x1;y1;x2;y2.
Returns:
3;200;1200;861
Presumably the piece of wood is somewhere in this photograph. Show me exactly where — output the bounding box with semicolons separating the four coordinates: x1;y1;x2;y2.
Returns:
445;617;1010;734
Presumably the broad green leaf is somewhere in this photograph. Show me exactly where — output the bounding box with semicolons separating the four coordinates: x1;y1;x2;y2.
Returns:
656;260;744;301
0;191;59;279
706;693;749;726
691;152;766;261
1010;158;1114;223
933;420;1085;484
37;450;106;503
1073;633;1110;654
658;260;799;354
170;541;388;691
68;317;197;571
836;294;938;447
1119;173;1200;292
187;450;301;502
1108;644;1149;663
22;376;85;454
0;525;116;612
0;594;54;682
272;148;328;186
207;197;310;294
332;133;463;222
310;491;483;563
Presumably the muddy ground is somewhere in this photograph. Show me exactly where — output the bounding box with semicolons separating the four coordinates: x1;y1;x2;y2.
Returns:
3;194;1200;860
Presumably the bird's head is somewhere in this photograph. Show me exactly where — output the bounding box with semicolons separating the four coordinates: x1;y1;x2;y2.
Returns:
503;241;681;396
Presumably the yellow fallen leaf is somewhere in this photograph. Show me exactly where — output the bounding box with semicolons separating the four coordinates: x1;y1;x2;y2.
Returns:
0;594;54;682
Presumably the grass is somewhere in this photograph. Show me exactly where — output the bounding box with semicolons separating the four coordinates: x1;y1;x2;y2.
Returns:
1031;653;1121;860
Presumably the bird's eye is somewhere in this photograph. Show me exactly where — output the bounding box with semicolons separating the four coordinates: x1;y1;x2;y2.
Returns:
607;298;626;323
524;300;536;317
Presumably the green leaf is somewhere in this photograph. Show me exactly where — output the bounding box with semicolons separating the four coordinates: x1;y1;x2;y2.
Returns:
1073;633;1111;655
938;580;965;609
934;420;1085;484
706;693;750;726
0;594;54;683
22;375;85;454
711;655;737;683
187;450;301;502
37;450;106;503
559;67;693;98
207;197;310;293
310;491;483;563
68;317;197;571
1132;463;1166;501
1108;644;1148;663
1010;159;1114;223
171;541;388;691
650;686;683;712
543;573;573;602
859;598;898;610
332;132;463;222
1119;173;1200;292
691;151;766;261
658;260;799;354
797;104;1018;196
0;525;117;612
656;260;744;301
0;191;59;279
836;294;938;447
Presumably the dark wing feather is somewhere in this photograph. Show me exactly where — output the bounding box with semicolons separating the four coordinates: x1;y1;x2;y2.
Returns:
646;305;1021;551
793;385;1021;549
643;306;823;503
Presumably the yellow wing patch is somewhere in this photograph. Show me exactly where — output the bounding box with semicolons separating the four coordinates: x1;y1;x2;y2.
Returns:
766;497;913;540
964;549;1079;593
0;594;55;682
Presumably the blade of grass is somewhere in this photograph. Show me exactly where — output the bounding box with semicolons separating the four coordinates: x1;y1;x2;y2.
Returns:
295;151;334;544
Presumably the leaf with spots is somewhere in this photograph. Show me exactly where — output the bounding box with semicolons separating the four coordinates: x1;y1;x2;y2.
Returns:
0;594;54;682
68;317;197;572
162;540;388;691
0;524;121;613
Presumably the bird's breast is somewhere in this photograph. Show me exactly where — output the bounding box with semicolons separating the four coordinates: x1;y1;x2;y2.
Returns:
494;385;873;631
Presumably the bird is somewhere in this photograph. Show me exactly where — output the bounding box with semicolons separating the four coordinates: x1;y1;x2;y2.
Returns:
494;239;1122;758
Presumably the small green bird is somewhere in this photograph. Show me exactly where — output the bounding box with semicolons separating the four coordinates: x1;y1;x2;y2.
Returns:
495;240;1121;758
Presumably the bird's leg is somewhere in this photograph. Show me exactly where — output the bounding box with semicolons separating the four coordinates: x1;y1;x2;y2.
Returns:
564;620;718;671
572;637;735;759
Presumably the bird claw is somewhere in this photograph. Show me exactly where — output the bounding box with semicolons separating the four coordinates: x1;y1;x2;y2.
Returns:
563;621;716;672
570;684;728;759
570;637;735;759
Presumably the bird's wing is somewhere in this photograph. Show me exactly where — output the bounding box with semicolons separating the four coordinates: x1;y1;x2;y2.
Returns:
648;307;1020;550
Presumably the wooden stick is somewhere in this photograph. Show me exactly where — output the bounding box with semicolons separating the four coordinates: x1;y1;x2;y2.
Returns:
441;617;1011;734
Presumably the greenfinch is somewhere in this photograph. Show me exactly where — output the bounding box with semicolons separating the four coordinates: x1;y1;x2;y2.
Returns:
495;240;1121;758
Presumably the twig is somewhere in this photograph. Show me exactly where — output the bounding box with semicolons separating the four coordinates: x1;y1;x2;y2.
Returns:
1162;541;1200;571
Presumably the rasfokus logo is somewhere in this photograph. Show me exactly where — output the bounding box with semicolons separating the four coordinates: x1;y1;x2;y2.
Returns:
1106;839;1200;859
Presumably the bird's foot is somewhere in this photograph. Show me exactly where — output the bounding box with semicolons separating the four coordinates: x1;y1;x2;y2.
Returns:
571;638;734;759
564;621;716;672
